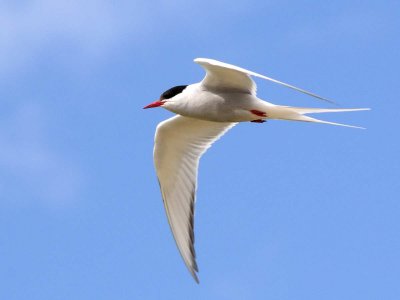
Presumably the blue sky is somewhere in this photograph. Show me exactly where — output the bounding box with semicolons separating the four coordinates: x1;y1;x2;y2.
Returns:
1;0;399;299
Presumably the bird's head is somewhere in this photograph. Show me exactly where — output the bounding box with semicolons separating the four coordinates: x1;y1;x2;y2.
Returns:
143;85;188;109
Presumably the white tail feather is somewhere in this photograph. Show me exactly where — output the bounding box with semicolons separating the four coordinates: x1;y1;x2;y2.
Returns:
284;107;370;114
274;106;370;129
291;114;366;129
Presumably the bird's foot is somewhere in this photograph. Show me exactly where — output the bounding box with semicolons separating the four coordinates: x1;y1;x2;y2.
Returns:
251;119;266;123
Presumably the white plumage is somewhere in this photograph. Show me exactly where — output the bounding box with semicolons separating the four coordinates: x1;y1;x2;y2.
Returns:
144;58;369;282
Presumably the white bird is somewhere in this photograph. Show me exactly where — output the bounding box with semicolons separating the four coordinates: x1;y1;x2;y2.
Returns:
144;58;369;283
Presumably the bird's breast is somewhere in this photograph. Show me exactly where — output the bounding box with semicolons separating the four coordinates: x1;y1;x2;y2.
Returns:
168;90;260;122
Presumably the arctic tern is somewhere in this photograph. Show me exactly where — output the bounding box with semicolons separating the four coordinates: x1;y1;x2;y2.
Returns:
144;58;369;283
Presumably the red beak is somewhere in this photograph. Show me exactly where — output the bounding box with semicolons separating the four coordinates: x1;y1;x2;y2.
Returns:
143;100;164;109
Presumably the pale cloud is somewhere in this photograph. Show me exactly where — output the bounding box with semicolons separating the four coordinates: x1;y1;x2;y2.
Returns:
0;103;83;206
0;0;149;75
0;0;261;76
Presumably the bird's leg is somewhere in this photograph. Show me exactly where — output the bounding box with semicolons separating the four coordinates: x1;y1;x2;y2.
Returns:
250;109;267;117
250;110;267;123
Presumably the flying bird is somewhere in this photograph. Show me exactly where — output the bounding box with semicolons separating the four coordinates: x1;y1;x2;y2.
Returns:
144;58;369;283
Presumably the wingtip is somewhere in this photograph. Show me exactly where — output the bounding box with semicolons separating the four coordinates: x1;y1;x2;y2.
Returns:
321;97;338;106
299;92;338;105
189;269;200;284
193;274;200;284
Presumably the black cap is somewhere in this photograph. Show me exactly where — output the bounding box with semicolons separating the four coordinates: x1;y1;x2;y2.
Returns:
160;85;188;100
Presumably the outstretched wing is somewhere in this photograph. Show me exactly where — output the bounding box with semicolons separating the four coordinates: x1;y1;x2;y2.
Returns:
154;115;236;283
194;58;334;103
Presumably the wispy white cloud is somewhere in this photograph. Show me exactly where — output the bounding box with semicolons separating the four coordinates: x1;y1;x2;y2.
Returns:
0;103;83;206
0;0;261;76
0;0;150;75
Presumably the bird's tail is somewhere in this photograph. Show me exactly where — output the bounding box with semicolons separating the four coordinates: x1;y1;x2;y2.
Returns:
273;106;370;129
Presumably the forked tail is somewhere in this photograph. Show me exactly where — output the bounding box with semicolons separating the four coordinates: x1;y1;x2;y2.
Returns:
276;106;370;129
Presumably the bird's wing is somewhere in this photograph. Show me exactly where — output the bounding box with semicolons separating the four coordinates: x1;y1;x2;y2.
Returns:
154;115;236;283
194;58;334;104
194;58;257;94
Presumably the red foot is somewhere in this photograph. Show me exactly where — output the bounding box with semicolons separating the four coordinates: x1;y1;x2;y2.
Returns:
250;109;267;117
251;119;266;123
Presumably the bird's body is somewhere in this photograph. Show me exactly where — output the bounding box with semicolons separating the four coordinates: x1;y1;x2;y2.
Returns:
162;83;273;122
144;58;369;283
